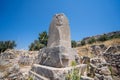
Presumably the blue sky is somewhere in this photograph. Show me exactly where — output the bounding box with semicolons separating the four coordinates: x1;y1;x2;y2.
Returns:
0;0;120;49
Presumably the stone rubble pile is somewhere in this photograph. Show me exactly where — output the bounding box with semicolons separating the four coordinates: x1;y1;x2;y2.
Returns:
0;49;16;59
89;44;107;56
90;57;113;80
18;54;33;65
103;45;120;76
0;49;38;80
0;59;25;80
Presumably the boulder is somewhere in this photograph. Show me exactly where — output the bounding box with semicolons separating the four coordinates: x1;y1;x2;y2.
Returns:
90;44;106;56
81;76;94;80
0;52;16;59
100;67;111;75
94;73;113;80
36;46;79;68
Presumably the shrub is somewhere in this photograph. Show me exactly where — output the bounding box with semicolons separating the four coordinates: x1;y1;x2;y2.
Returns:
71;40;77;48
81;40;86;46
28;76;33;80
88;37;96;44
111;34;120;39
66;61;81;80
97;34;108;42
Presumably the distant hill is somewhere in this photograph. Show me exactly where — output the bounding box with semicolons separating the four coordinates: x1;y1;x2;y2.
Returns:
77;31;120;46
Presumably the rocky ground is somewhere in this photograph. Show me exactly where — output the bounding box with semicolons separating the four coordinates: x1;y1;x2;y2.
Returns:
0;49;38;80
0;40;120;80
77;39;120;80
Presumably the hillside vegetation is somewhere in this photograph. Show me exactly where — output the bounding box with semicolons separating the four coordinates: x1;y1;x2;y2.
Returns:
76;38;120;57
77;31;120;46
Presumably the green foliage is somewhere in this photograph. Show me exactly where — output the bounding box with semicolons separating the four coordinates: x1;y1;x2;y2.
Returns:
0;40;16;53
71;31;120;47
108;66;114;78
71;61;77;66
81;40;85;46
88;37;96;44
97;33;120;42
38;31;48;46
71;40;77;48
28;76;33;80
97;34;109;42
29;31;48;51
79;32;120;46
66;61;81;80
109;34;120;39
66;70;80;80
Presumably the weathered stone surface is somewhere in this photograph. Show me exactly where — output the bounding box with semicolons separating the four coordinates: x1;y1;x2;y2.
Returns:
94;74;113;80
47;13;71;48
36;46;80;68
0;52;16;59
34;13;80;68
104;45;120;53
89;44;107;56
30;64;81;80
100;67;111;75
81;76;94;80
0;61;24;80
0;59;10;67
18;54;32;65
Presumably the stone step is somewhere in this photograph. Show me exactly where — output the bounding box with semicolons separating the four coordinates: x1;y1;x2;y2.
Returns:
30;64;83;80
29;70;49;80
32;64;81;70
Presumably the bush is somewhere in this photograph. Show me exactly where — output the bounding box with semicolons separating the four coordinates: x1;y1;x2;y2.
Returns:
28;76;33;80
81;40;86;46
71;40;77;48
0;41;16;53
97;34;108;42
66;61;81;80
88;37;96;44
110;34;120;39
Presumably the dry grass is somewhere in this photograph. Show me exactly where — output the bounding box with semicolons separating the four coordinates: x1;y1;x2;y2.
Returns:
103;38;120;47
76;38;120;57
0;63;13;72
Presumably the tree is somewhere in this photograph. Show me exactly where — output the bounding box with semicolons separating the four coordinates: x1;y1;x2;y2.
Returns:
38;31;48;46
29;31;48;51
0;40;16;53
71;40;77;48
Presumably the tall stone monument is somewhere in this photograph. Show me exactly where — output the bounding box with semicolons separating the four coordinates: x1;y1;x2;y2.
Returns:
47;13;71;48
30;13;80;80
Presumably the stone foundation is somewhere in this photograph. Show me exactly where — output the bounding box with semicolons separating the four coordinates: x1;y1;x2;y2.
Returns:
35;46;80;68
30;64;81;80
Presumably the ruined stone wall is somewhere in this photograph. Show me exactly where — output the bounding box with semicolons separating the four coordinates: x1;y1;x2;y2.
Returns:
103;53;120;75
